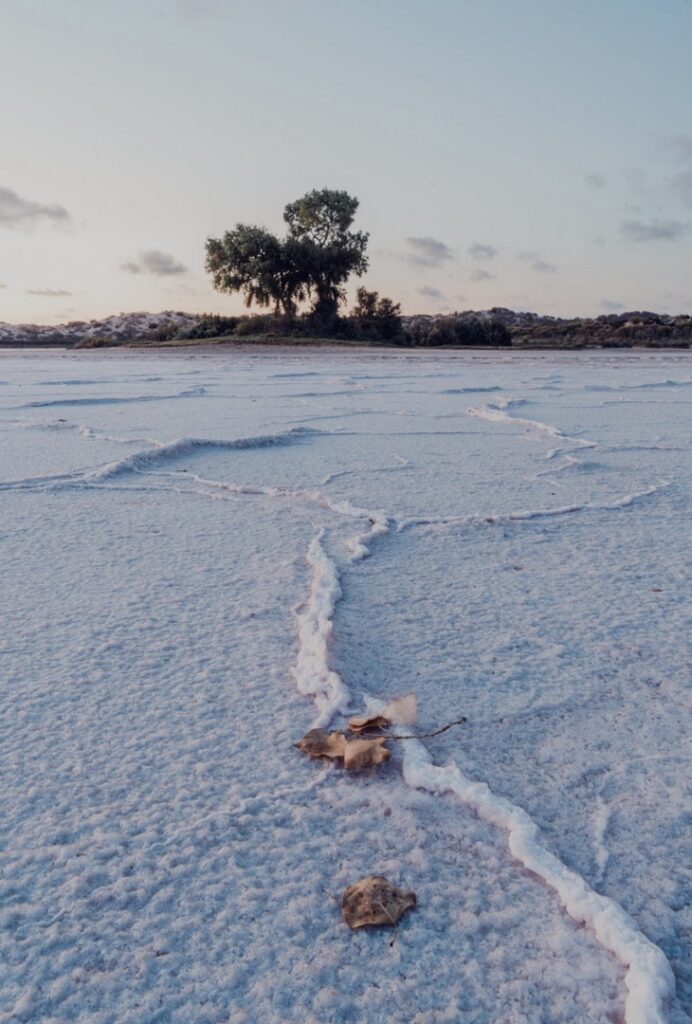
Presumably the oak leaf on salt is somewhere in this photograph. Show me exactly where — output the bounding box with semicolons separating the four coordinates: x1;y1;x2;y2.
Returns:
295;730;391;770
341;876;416;930
294;729;348;760
348;693;417;734
343;737;391;770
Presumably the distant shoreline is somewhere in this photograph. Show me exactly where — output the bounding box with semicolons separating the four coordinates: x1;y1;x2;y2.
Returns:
2;338;691;355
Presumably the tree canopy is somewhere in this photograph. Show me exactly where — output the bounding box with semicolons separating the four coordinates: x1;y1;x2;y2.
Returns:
205;189;369;326
205;225;307;318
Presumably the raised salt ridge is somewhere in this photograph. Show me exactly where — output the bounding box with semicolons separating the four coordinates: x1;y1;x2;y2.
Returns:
295;527;674;1024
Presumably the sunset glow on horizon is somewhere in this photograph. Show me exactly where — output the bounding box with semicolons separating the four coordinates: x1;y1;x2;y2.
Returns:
2;0;692;324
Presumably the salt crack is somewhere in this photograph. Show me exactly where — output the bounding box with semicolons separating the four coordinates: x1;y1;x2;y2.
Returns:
292;512;674;1024
467;396;597;449
83;427;318;482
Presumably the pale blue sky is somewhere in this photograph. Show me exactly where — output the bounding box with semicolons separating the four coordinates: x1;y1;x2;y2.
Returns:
2;0;692;322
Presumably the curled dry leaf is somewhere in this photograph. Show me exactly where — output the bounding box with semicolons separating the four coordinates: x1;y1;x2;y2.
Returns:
294;729;347;761
348;712;389;733
295;730;391;770
341;876;416;930
343;737;391;770
348;693;418;734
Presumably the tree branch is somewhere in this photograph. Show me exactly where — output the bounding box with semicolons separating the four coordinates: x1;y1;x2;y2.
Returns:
368;715;467;741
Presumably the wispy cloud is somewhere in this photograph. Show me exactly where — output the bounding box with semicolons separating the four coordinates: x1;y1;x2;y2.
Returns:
669;170;692;207
661;133;692;163
121;250;188;276
26;288;73;297
532;259;558;273
470;269;495;282
517;251;558;273
584;172;607;189
418;285;446;299
404;237;455;267
140;250;187;275
620;219;688;242
468;241;497;261
166;284;206;297
600;298;625;311
0;187;70;230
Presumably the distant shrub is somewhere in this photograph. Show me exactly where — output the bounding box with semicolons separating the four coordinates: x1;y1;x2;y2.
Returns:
73;334;119;349
427;319;460;346
403;316;511;347
177;315;239;340
349;287;403;341
145;322;180;342
234;314;283;336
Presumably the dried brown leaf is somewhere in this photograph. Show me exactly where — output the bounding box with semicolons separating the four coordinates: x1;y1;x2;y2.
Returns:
348;713;390;734
341;876;416;930
294;729;347;761
348;693;417;734
343;737;391;770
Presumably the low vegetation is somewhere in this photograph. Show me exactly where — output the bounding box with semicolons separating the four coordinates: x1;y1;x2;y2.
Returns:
5;306;691;349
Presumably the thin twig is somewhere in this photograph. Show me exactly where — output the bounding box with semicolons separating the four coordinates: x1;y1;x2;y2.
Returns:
363;715;468;741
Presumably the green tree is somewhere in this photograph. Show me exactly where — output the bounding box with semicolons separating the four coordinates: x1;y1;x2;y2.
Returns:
352;287;402;340
284;189;369;327
205;190;370;329
205;225;306;318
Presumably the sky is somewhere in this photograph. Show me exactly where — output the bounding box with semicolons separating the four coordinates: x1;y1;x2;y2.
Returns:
2;0;692;323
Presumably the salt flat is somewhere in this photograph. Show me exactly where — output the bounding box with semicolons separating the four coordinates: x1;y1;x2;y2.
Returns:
1;346;690;1024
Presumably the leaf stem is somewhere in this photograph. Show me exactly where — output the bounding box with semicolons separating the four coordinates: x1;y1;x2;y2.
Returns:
373;715;467;741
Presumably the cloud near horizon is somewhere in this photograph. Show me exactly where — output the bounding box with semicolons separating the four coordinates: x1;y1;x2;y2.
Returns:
620;219;688;242
121;250;188;276
517;251;558;273
470;269;495;282
403;236;455;267
418;285;446;300
26;288;73;297
601;298;625;311
468;242;497;261
0;187;70;230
